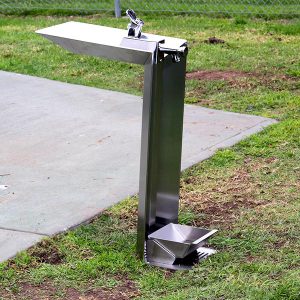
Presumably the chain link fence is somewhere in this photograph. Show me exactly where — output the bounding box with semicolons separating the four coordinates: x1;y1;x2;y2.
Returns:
121;0;300;18
0;0;112;14
0;0;299;18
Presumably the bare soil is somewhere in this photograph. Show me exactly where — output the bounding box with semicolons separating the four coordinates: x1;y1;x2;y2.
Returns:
186;69;298;88
28;239;65;265
0;279;140;300
186;70;252;81
185;70;298;106
204;37;226;44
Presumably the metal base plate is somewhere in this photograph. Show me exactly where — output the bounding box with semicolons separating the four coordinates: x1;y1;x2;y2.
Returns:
146;247;216;270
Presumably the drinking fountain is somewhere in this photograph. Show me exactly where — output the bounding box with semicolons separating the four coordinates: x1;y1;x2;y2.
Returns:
36;10;217;270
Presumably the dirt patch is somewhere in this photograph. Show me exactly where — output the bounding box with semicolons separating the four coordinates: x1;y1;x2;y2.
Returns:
185;70;298;106
273;240;287;249
180;159;270;228
163;270;176;279
0;282;57;300
64;278;139;300
186;70;298;90
204;37;225;44
28;238;65;265
186;70;252;81
0;279;140;300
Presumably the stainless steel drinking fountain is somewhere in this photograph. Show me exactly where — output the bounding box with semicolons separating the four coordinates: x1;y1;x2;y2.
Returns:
36;10;217;270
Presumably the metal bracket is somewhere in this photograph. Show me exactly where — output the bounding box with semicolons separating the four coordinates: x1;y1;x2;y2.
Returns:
159;45;188;63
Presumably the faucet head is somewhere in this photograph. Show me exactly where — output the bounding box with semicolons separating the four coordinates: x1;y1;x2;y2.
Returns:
126;9;144;38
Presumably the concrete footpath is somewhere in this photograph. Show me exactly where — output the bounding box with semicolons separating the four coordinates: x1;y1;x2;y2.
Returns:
0;71;277;262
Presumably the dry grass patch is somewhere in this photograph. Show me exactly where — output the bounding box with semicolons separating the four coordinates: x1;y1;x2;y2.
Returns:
179;157;288;228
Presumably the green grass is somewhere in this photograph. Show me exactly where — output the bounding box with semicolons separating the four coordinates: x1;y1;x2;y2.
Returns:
0;15;299;300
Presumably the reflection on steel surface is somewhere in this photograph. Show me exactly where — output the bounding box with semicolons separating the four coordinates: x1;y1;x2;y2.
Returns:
36;17;216;270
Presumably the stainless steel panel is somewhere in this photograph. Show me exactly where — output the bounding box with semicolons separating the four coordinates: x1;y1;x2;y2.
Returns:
137;54;187;258
137;61;162;256
154;54;187;225
146;239;176;265
41;34;156;65
36;21;186;65
146;240;217;270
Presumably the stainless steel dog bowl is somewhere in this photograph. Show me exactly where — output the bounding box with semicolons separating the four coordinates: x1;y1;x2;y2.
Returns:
148;223;217;258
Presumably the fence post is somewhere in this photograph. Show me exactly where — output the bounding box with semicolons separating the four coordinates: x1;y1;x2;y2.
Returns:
114;0;121;18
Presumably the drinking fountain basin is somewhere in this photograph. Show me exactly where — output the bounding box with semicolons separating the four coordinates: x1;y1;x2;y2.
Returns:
148;223;217;258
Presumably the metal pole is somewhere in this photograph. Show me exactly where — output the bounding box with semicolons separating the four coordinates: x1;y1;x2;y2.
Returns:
114;0;121;18
137;53;187;259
